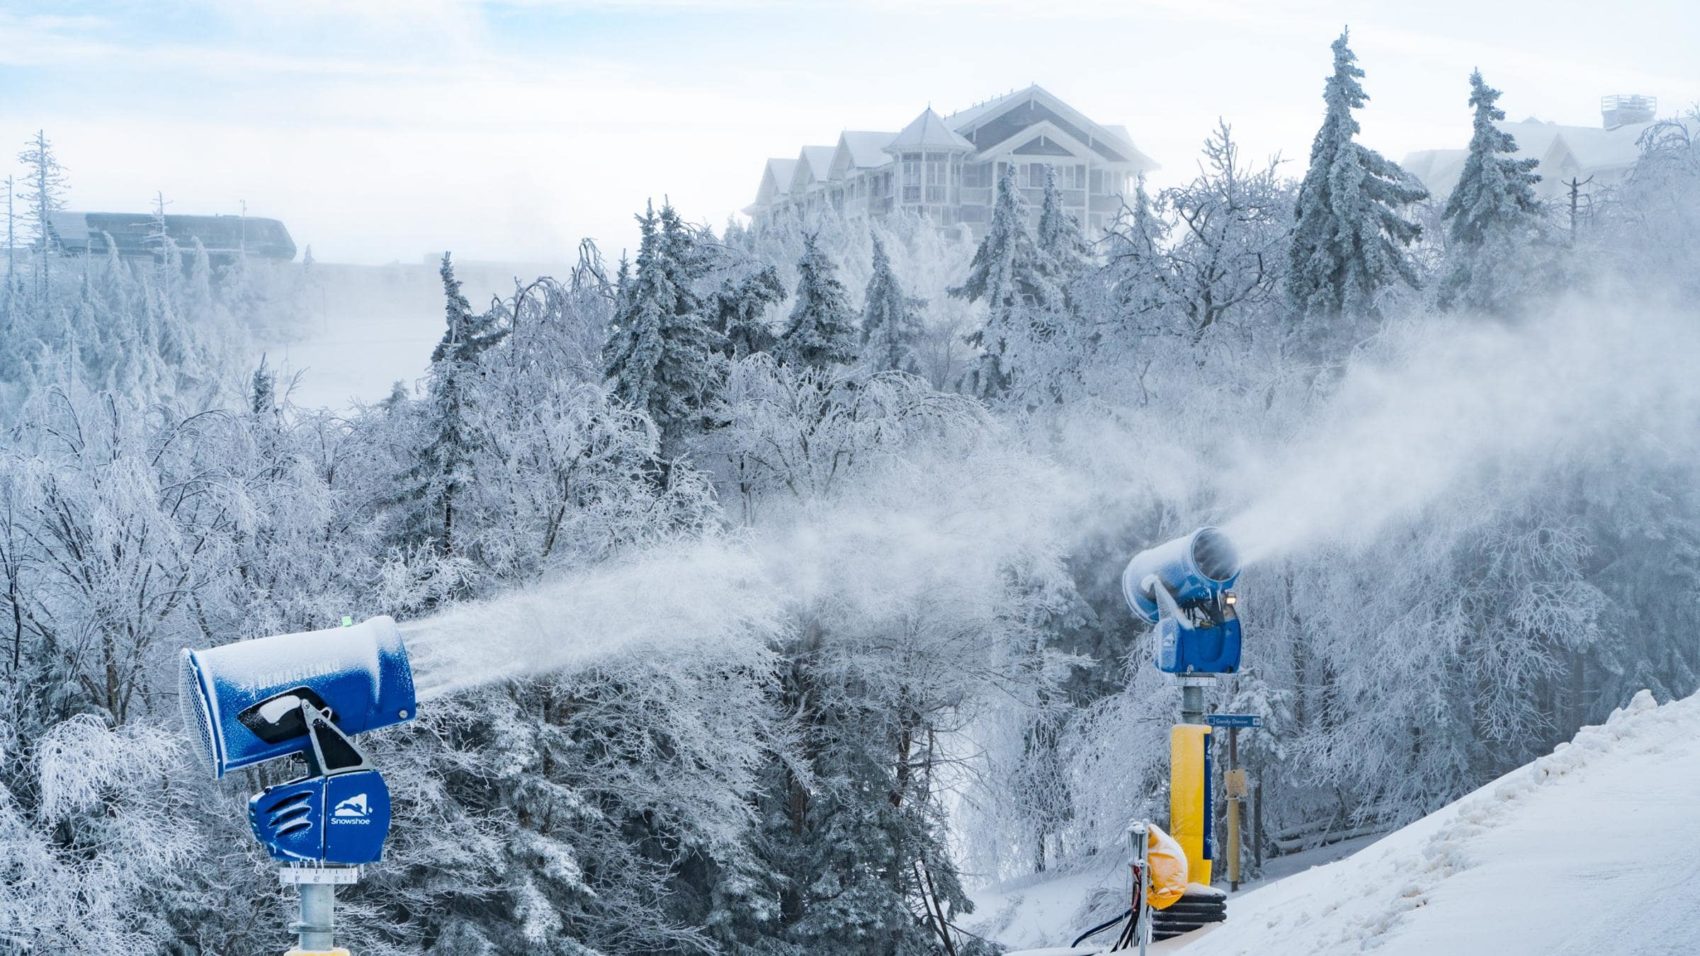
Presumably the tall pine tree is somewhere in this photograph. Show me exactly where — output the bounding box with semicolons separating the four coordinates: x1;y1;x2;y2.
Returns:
710;264;786;360
1287;30;1428;323
952;163;1058;399
406;252;509;554
1037;164;1092;279
777;232;857;370
1438;70;1544;312
859;236;926;374
603;201;722;450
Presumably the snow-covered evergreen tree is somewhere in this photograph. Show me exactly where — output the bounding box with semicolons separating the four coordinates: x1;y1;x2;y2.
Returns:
777;232;857;370
1037;164;1092;279
860;236;926;374
710;264;786;359
400;252;509;555
1287;30;1428;325
952;163;1058;399
602;201;722;451
1438;70;1545;312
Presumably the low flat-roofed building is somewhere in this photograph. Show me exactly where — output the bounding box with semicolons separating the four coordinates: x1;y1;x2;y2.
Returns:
45;211;297;262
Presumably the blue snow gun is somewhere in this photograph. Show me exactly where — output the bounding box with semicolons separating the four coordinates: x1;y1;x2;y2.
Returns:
1121;527;1243;674
180;617;416;866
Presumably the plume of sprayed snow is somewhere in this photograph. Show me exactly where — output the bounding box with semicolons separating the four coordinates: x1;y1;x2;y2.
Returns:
400;292;1700;699
403;537;782;701
1223;294;1700;565
400;440;1074;699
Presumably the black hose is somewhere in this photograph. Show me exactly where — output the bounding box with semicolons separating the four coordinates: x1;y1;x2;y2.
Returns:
1071;909;1132;949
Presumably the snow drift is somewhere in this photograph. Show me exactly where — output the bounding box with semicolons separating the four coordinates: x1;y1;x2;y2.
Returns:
984;688;1700;955
1175;688;1700;954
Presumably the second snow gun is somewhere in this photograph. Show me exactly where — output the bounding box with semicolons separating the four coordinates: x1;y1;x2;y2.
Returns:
1121;526;1242;674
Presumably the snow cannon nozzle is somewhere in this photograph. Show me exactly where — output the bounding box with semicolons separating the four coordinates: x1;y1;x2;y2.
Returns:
1120;527;1241;625
1121;528;1243;676
179;615;416;779
181;617;416;871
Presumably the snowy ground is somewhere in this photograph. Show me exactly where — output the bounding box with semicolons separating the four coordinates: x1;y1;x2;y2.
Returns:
965;857;1132;951
986;689;1700;955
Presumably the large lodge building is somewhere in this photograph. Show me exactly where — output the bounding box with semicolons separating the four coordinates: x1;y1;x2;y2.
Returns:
747;85;1158;237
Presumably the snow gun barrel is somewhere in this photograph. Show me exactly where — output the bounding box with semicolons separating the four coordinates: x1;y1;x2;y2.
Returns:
179;616;417;779
1120;526;1241;624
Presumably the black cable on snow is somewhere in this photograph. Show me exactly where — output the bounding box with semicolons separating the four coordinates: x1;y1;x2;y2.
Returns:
1071;909;1132;948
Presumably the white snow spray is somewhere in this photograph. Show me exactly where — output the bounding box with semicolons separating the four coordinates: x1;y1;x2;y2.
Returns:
1222;293;1700;565
400;537;781;701
395;291;1700;699
397;444;1071;699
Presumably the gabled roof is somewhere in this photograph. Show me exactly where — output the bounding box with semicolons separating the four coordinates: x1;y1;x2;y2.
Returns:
945;84;1157;170
1544;123;1650;171
945;87;1034;131
1401;117;1655;201
755;158;798;206
887;107;974;153
790;145;836;192
831;131;897;178
973;119;1104;166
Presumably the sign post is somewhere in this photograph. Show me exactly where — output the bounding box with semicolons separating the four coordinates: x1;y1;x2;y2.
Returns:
1205;714;1262;890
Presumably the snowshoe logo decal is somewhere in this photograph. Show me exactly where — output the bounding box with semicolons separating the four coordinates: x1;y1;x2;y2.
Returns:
332;793;371;821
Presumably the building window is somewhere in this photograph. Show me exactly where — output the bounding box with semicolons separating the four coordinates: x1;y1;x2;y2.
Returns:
1027;163;1048;188
1090;169;1104;193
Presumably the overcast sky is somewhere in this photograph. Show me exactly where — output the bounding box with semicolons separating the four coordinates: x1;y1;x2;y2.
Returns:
3;0;1696;265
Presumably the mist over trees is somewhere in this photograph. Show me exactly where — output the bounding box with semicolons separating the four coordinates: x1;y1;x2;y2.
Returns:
4;31;1700;955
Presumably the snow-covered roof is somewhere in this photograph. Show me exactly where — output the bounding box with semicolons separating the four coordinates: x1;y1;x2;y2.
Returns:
839;131;897;169
46;210;92;246
1545;123;1650;171
755;158;798;206
944;86;1035;131
887;107;975;153
946;84;1156;170
791;146;836;192
1402;118;1653;202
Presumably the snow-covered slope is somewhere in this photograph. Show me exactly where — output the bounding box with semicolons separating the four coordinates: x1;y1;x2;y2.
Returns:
1177;689;1700;955
982;689;1700;955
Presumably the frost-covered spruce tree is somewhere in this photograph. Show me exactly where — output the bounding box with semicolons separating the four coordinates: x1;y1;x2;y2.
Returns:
860;235;926;374
1287;30;1428;324
777;231;858;369
603;201;722;450
401;252;508;554
710;263;786;359
1438;70;1544;313
1037;164;1092;279
953;163;1058;399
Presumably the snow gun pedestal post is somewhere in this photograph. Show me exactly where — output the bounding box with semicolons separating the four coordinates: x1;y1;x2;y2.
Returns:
1178;674;1213;727
1126;820;1153;955
279;866;359;956
1172;674;1215;888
